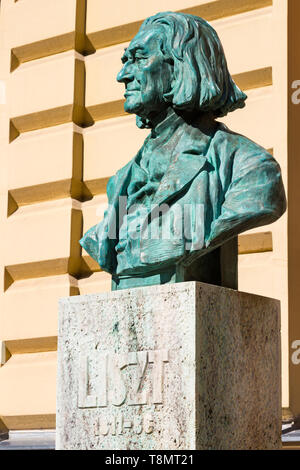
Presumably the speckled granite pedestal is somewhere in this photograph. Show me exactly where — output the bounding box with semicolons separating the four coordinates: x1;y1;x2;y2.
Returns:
56;281;281;450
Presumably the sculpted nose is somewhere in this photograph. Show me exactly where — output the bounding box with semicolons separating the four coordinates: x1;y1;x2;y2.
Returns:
117;63;134;84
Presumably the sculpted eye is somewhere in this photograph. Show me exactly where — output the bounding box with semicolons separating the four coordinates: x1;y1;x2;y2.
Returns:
135;57;147;64
135;53;147;61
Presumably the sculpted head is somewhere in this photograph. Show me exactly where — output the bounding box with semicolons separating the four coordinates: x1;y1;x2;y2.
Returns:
117;12;247;128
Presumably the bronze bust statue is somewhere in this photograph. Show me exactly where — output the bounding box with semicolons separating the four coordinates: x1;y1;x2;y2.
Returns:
80;12;286;290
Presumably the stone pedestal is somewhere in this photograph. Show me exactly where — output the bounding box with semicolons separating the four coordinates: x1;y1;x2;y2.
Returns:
56;282;281;450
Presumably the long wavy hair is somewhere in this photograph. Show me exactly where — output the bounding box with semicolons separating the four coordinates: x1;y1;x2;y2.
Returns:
136;12;247;128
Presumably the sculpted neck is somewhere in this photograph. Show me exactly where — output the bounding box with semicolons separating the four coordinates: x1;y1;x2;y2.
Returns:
150;106;176;128
149;107;217;137
137;105;218;138
150;107;183;138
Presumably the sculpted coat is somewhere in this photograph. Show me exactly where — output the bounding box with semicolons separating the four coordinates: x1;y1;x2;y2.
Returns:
81;116;285;278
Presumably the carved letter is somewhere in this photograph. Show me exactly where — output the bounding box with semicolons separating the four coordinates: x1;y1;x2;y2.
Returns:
97;352;108;407
78;349;97;408
110;353;127;406
127;351;148;405
148;349;169;404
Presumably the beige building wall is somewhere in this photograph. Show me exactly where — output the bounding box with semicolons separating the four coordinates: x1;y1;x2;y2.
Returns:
0;0;295;432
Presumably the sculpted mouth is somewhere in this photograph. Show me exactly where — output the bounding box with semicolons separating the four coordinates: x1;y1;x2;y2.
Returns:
124;90;139;96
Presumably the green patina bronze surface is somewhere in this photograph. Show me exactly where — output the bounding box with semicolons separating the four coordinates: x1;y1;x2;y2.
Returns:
80;12;286;290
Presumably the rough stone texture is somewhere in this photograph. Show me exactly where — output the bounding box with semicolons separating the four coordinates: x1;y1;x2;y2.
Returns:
56;281;281;450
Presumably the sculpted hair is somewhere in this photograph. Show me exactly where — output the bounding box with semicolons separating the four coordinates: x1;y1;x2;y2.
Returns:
139;12;247;122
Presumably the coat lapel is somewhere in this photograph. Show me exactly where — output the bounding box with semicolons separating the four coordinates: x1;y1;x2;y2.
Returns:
98;156;137;271
104;140;148;219
151;131;214;207
104;125;215;254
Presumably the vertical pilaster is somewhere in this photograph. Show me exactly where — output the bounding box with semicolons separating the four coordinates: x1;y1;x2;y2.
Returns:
288;0;300;417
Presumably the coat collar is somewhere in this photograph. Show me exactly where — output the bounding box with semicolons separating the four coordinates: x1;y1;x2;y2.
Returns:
109;118;217;210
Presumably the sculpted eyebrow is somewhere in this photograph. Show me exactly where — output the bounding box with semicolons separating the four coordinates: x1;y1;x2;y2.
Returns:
128;46;147;55
121;46;146;63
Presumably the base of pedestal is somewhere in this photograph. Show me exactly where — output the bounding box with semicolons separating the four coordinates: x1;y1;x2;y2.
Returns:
56;281;281;450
